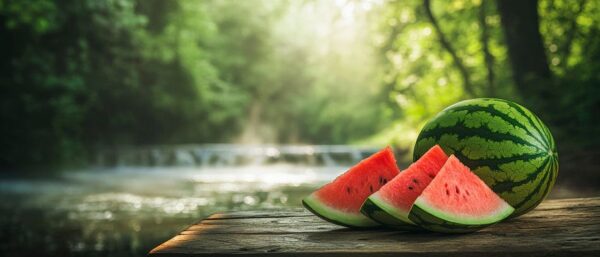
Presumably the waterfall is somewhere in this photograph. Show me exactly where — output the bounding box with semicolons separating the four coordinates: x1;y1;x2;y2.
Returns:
93;144;383;168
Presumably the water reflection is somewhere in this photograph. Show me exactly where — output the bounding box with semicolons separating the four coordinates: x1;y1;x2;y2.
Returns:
0;162;346;257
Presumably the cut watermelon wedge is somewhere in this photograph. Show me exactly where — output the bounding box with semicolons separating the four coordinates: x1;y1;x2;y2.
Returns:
361;145;448;229
409;155;514;233
302;147;400;228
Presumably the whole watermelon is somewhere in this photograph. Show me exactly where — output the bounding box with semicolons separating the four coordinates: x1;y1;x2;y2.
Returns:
413;98;558;217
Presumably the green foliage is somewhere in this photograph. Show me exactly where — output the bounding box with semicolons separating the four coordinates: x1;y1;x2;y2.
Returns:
0;0;389;170
260;1;389;144
372;0;515;146
538;0;600;147
375;0;599;150
0;0;240;169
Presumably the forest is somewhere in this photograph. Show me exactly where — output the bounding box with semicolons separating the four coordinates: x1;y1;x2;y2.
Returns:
1;0;598;175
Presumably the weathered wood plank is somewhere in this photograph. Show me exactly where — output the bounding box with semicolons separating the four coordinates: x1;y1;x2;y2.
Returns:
149;197;600;257
203;210;310;220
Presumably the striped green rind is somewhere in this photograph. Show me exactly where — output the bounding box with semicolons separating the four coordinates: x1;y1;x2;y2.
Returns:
413;98;559;217
408;197;514;233
302;194;380;228
360;195;421;231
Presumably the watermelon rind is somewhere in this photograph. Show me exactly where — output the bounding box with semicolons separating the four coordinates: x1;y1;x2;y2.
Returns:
413;98;558;217
360;196;421;230
302;194;380;228
360;194;416;227
409;196;514;233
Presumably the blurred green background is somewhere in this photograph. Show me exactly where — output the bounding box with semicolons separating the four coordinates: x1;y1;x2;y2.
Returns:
2;0;599;171
0;0;599;256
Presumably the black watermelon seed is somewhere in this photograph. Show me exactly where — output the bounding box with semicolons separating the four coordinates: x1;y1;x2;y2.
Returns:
412;178;419;184
445;189;450;196
455;187;460;194
347;187;351;194
408;186;414;190
369;185;373;193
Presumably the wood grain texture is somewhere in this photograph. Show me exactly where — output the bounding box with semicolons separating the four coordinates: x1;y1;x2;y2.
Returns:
148;197;600;257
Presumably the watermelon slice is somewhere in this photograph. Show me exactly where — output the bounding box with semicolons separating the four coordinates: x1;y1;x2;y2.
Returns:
409;155;514;233
302;147;401;228
361;145;448;229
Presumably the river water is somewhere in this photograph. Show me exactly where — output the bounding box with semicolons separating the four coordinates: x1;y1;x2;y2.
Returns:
0;145;374;257
0;144;595;257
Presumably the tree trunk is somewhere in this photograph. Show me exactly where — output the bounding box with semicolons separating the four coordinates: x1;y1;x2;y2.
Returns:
479;0;495;97
496;0;552;101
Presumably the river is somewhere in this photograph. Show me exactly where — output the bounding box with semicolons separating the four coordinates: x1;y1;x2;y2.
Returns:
0;145;375;257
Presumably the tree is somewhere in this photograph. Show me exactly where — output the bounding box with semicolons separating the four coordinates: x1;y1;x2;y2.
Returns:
496;0;552;103
423;0;475;96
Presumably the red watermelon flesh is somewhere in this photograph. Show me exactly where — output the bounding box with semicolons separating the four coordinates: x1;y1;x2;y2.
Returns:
361;145;448;226
409;155;514;232
302;147;401;228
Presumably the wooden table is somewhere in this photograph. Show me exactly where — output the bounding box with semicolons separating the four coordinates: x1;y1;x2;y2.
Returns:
149;197;600;256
